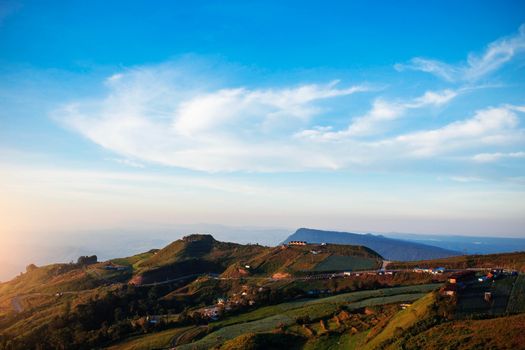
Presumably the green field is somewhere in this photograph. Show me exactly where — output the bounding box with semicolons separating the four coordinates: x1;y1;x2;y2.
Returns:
313;255;379;272
178;284;440;349
507;274;525;313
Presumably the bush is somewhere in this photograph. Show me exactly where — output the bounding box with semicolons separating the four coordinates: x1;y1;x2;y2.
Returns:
77;255;98;266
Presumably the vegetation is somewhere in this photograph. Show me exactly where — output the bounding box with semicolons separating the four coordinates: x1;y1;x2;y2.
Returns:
0;234;523;350
221;332;305;350
105;326;194;350
245;244;382;276
400;313;525;350
362;291;436;349
389;251;525;272
76;255;98;266
177;285;438;349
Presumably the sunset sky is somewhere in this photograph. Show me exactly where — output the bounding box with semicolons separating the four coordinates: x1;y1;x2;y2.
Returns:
1;0;525;250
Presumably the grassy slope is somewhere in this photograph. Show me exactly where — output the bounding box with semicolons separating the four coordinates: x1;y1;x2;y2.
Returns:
313;255;378;272
110;251;157;270
221;332;305;350
388;251;525;272
130;235;268;284
361;292;435;350
106;326;194;350
0;235;385;339
303;332;369;350
245;244;382;277
401;313;525;350
0;236;383;302
0;262;122;315
177;284;439;350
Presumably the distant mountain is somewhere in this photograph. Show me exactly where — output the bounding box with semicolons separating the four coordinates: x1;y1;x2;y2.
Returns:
283;228;461;261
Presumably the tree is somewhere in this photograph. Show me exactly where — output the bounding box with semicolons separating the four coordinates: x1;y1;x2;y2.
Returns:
77;255;98;266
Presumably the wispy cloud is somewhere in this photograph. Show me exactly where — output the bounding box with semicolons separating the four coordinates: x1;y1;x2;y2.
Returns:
395;24;525;82
386;106;521;157
472;151;525;163
55;59;524;172
449;176;484;183
297;89;458;140
108;158;145;168
53;32;524;173
55;65;373;172
172;81;368;137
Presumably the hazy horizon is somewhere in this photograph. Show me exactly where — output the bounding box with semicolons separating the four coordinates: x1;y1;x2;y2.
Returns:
3;222;525;282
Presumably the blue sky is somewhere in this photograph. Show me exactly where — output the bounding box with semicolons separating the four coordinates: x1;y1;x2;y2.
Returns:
1;0;525;242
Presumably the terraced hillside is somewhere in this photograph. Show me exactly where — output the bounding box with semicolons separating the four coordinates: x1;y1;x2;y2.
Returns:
107;284;439;350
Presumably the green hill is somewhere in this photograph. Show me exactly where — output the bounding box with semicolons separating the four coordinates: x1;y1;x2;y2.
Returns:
2;235;523;350
129;234;267;284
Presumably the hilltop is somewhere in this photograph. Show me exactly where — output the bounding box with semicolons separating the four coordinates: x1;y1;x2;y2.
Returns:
116;234;383;285
284;228;461;261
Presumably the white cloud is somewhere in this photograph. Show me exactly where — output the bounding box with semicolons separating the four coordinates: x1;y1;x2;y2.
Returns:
472;151;525;163
172;81;366;136
109;158;145;168
396;24;525;82
449;176;484;183
296;89;458;140
55;61;523;172
388;107;520;157
56;67;370;172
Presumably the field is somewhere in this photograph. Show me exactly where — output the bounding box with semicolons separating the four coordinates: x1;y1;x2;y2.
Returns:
313;255;378;272
388;251;525;272
178;284;439;349
110;251;157;270
455;275;516;318
362;292;436;350
507;274;525;313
